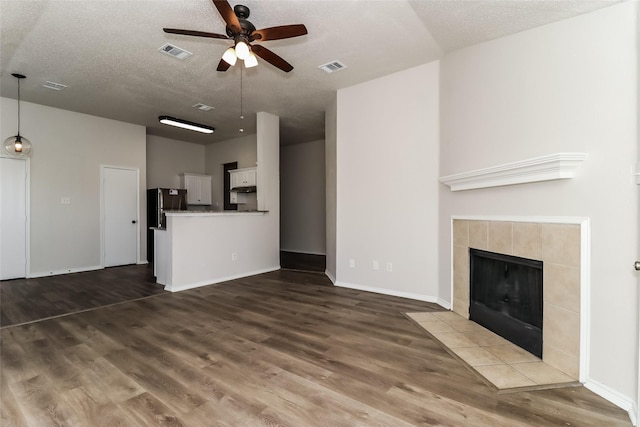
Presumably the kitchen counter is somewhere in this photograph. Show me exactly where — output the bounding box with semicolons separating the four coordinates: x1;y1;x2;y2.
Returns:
153;209;279;292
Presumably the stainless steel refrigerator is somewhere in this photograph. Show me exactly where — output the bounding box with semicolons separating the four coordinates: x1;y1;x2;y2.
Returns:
147;188;187;263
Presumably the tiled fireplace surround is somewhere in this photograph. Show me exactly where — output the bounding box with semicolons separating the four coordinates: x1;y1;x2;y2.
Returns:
452;218;584;380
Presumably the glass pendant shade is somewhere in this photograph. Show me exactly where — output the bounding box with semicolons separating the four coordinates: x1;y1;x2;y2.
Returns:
222;47;237;66
244;51;258;68
235;41;250;60
3;135;32;157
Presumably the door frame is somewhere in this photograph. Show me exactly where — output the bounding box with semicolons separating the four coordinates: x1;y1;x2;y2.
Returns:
0;156;31;278
100;165;140;267
223;161;238;211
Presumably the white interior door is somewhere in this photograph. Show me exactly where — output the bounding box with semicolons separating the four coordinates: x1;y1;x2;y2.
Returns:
0;158;28;279
103;166;138;267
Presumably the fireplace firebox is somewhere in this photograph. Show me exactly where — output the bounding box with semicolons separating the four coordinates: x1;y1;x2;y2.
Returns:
469;248;543;358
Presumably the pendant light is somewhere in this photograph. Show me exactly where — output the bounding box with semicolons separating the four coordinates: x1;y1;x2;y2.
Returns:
2;73;32;158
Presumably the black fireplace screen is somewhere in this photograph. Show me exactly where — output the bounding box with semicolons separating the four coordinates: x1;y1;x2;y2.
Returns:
469;248;543;358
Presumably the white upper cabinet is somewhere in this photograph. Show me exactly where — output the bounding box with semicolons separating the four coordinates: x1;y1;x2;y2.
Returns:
181;173;212;205
229;167;257;189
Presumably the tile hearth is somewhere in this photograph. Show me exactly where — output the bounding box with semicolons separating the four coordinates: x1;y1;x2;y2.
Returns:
407;311;579;392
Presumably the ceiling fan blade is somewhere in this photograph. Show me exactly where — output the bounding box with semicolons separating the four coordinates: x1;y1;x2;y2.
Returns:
216;58;231;72
164;28;228;39
252;24;308;42
212;0;241;34
251;45;294;73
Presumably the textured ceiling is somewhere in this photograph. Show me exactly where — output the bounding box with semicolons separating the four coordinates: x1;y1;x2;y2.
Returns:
0;0;623;145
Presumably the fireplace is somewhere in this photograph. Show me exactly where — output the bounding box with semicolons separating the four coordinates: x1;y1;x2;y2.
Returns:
452;218;583;380
469;248;543;358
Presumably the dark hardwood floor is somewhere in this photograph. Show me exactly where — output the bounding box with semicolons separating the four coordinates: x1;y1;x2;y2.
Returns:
0;267;632;426
1;265;164;328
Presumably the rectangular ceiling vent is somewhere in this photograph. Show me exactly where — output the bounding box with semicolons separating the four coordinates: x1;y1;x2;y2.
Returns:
158;43;193;60
318;60;347;74
43;81;67;91
192;103;214;111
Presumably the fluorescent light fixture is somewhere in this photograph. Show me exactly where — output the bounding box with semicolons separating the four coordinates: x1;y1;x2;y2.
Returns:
159;116;215;134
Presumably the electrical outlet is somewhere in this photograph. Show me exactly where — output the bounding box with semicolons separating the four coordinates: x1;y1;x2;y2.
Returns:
373;260;379;270
386;262;393;272
61;196;71;205
231;252;238;261
349;258;355;268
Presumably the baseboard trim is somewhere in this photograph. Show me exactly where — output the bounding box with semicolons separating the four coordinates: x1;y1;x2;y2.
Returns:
436;298;452;310
325;270;336;285
29;265;103;278
334;281;440;304
165;266;281;293
584;379;636;425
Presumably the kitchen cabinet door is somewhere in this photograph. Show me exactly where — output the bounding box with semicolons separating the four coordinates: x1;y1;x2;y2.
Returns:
229;167;257;188
182;173;212;205
244;169;257;186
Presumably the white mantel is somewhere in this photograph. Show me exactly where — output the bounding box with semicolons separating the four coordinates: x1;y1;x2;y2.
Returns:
439;153;588;191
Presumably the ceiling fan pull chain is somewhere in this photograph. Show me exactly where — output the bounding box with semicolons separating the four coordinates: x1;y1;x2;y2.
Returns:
239;67;245;133
240;66;244;120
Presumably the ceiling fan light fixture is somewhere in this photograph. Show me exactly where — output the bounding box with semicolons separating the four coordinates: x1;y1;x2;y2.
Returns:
222;47;237;66
244;51;258;68
159;116;215;134
235;40;250;60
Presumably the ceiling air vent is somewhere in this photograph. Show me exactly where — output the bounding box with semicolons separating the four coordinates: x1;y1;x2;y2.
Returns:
318;60;347;74
43;81;67;91
192;103;214;111
158;43;193;60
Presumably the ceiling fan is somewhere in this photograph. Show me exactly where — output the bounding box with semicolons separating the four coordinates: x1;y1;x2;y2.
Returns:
163;0;307;72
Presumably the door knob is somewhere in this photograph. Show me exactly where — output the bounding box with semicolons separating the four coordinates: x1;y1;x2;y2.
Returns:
132;220;137;224
635;261;640;271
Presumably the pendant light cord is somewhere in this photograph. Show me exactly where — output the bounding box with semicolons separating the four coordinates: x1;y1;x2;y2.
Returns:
17;77;21;135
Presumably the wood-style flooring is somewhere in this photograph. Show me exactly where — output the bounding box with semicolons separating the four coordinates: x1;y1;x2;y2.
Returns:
0;267;632;426
1;265;164;327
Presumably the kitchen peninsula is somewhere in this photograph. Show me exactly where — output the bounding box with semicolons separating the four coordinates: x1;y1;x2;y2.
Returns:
154;210;279;292
153;112;282;292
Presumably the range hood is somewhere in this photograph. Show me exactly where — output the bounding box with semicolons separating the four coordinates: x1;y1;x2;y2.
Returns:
231;185;257;193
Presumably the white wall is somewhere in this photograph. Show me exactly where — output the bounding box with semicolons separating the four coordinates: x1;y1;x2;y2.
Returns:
0;98;147;275
439;1;638;414
204;133;257;209
256;111;281;267
335;62;440;301
280;139;326;254
146;135;205;189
